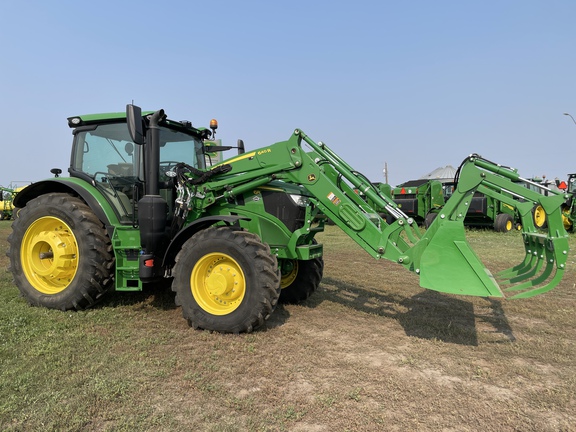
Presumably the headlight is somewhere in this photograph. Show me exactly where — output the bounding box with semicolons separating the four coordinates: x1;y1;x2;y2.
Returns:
288;194;309;207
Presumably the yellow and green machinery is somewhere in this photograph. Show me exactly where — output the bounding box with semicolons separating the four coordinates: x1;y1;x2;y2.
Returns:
556;173;576;231
0;185;28;220
384;176;518;232
6;105;572;333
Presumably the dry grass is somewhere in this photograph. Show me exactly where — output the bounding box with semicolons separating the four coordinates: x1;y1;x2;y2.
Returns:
1;221;575;431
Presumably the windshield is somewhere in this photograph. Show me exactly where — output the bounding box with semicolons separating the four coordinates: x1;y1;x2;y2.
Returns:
568;176;576;194
70;122;206;223
71;123;206;178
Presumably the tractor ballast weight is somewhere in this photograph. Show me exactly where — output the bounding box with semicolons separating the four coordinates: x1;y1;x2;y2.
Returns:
7;106;571;333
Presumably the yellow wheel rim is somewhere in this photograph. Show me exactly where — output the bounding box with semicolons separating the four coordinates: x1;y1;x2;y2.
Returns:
505;219;513;231
191;252;246;315
280;260;298;289
561;208;573;231
533;205;546;228
21;216;79;294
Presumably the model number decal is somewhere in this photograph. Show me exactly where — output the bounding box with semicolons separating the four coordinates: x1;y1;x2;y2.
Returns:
257;148;271;155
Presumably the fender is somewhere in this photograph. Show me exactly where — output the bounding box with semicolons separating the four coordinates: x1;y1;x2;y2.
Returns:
161;215;250;268
13;178;120;237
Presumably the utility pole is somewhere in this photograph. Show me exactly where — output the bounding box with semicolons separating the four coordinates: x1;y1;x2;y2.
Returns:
383;162;389;184
564;112;576;125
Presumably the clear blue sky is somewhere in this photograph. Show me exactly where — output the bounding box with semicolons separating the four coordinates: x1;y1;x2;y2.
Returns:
1;1;576;188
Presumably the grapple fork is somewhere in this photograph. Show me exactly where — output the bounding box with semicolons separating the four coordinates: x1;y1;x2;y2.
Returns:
401;155;570;299
496;199;569;298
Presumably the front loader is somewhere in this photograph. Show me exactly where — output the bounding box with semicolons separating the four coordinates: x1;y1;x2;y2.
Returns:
7;105;571;333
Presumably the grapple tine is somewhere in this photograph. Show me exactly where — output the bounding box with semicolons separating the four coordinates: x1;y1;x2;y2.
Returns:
497;235;546;283
507;269;565;299
497;255;535;279
499;233;569;295
502;254;553;291
496;235;539;279
497;206;570;297
496;246;541;281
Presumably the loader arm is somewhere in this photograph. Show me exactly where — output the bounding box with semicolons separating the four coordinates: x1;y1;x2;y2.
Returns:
195;130;570;299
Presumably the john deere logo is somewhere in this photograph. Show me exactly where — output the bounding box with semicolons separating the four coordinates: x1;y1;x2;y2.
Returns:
308;174;316;182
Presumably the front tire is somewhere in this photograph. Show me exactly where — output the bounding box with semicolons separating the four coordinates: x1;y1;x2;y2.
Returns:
7;193;114;310
172;227;280;333
278;257;324;304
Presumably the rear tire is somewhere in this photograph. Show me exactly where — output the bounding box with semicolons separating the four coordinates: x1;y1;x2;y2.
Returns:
278;256;324;304
494;213;514;233
7;193;114;310
172;227;280;333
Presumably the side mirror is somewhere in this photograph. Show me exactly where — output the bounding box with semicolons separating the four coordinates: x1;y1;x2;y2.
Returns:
203;145;234;153
237;139;245;154
126;104;145;145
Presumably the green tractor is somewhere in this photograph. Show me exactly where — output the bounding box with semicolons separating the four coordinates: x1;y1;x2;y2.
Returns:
0;185;28;220
556;174;576;231
386;179;445;227
0;187;15;220
384;177;517;233
7;106;571;333
437;184;517;232
523;176;575;232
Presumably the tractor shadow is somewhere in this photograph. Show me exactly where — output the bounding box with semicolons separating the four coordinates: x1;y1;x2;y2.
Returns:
93;277;516;343
305;277;515;346
97;280;179;311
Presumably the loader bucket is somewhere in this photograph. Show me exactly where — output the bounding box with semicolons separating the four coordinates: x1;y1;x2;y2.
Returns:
412;200;569;299
416;219;503;298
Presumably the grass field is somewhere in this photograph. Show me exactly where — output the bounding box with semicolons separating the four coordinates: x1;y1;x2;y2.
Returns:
0;220;575;431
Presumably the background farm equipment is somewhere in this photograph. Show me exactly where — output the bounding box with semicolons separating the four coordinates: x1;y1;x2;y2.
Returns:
0;187;14;220
0;184;28;220
386;179;445;227
556;173;576;231
438;184;518;232
520;175;575;232
6;106;571;333
383;176;518;232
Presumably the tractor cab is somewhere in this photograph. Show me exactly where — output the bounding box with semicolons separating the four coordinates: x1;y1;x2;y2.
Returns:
67;113;208;223
567;174;576;194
